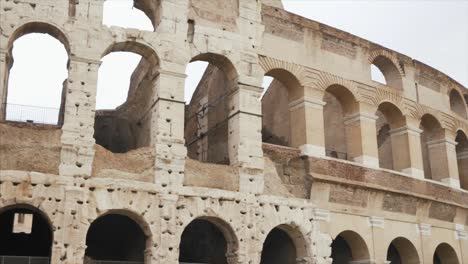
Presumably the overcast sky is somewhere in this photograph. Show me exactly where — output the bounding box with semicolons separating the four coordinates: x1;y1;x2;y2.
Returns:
5;0;468;122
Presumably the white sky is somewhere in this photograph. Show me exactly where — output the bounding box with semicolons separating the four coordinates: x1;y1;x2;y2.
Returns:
5;0;468;119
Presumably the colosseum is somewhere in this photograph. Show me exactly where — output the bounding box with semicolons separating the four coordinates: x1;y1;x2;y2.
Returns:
0;0;467;263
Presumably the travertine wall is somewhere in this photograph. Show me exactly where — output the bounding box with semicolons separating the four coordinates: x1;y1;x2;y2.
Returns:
0;0;467;263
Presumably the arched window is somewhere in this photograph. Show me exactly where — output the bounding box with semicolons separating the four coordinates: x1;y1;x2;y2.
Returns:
433;243;460;264
85;213;149;263
323;85;359;161
0;205;53;263
419;114;444;180
179;217;238;264
260;225;309;264
4;24;69;125
331;231;370;263
261;69;302;148
386;237;420;264
94;42;159;153
102;0;158;31
371;55;403;90
449;89;467;118
375;102;406;170
184;53;238;165
456;130;468;190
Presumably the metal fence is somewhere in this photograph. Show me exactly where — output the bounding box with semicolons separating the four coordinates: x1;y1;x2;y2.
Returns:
4;103;60;125
0;256;50;264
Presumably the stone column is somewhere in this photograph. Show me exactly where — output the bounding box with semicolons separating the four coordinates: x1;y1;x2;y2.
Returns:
289;97;326;157
59;57;100;177
389;125;425;179
228;84;264;194
151;70;187;190
457;150;468;189
427;134;460;188
0;49;9;120
416;223;433;264
343;111;379;168
368;216;386;264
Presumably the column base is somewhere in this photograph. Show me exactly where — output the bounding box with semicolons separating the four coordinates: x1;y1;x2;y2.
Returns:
299;144;326;157
353;155;379;168
401;168;425;179
440;177;461;188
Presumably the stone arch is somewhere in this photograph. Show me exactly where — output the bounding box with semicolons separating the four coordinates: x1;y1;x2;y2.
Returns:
323;84;359;160
331;230;370;263
7;22;71;55
433;243;460;264
133;0;161;30
260;223;311;264
368;50;405;90
2;21;71;124
455;129;468;190
261;68;304;147
84;209;152;263
258;56;306;88
102;41;160;70
0;203;54;260
178;216;239;264
449;89;467;118
376;101;406;170
419;113;444;180
190;53;238;84
184;53;239;165
386;237;420;264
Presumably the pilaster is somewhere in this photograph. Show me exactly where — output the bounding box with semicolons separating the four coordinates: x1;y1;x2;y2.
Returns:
0;49;9;120
289;97;327;157
389;125;425;179
457;150;468;190
59;56;100;177
343;111;379;168
427;133;460;188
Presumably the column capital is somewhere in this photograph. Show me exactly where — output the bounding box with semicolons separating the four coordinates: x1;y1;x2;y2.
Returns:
344;112;378;125
389;125;423;136
368;216;384;228
289;97;326;111
416;223;432;236
427;138;458;148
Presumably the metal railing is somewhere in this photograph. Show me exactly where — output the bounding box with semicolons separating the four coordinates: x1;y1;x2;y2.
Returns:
0;256;50;264
3;103;60;125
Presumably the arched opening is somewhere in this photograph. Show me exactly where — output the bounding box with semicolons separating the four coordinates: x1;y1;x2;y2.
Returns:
386;237;420;264
456;130;468;190
0;205;53;263
261;68;303;147
3;23;70;125
449;89;467;118
84;213;148;263
179;218;238;264
102;0;159;31
371;64;387;84
323;85;358;160
375;102;406;170
371;55;403;90
433;243;459;264
260;225;308;264
184;53;238;165
331;231;370;263
419;114;444;180
94;42;159;153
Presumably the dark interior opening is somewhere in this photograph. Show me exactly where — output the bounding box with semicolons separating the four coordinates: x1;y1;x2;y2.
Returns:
387;243;402;264
179;219;228;264
331;235;353;263
85;214;146;262
260;227;296;264
0;208;52;257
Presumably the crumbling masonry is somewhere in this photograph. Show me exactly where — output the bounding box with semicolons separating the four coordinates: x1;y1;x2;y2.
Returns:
0;0;467;263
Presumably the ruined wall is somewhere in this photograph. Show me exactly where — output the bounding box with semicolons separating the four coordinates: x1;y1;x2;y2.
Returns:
185;65;230;164
261;80;290;146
